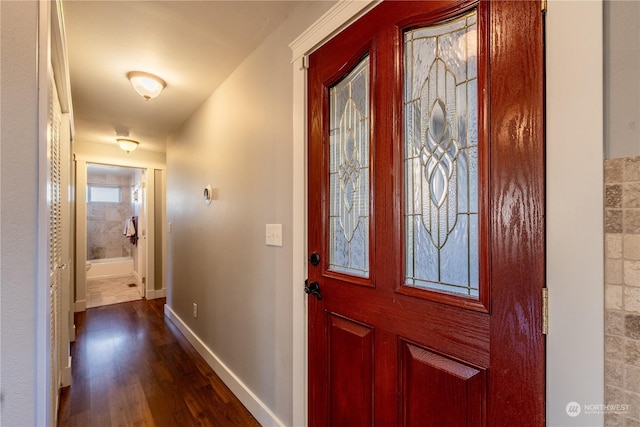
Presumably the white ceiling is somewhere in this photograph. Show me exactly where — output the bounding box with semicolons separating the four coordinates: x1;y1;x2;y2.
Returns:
62;1;303;153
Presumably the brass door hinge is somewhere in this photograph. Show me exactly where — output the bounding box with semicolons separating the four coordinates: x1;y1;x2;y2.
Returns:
542;288;549;335
542;0;547;13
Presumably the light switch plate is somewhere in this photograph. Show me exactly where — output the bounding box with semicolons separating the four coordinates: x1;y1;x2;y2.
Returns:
266;224;283;247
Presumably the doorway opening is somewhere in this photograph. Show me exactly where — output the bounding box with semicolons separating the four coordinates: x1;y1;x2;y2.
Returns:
85;163;146;308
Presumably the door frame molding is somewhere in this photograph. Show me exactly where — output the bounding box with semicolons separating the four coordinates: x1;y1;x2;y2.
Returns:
291;1;603;425
290;3;379;425
73;157;167;312
545;1;604;425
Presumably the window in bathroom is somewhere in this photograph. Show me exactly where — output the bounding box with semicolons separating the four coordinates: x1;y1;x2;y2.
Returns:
87;185;121;203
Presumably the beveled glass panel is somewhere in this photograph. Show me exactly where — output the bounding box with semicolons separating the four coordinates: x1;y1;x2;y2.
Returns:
328;55;370;277
404;11;478;297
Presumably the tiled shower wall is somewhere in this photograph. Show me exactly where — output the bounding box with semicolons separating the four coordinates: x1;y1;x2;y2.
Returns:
605;157;640;425
87;173;133;260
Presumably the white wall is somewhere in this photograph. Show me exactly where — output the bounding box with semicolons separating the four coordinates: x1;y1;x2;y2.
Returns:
165;2;333;425
0;1;41;424
605;0;640;159
547;1;604;425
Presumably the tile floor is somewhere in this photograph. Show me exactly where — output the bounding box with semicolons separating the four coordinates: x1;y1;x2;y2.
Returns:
86;274;142;308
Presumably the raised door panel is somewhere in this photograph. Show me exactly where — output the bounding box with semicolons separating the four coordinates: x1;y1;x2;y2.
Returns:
400;341;485;427
328;314;373;427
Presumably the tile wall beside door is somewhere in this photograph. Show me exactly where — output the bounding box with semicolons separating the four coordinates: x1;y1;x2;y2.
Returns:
604;156;640;424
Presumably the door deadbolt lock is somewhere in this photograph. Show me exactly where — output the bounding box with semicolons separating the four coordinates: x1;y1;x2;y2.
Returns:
309;252;320;266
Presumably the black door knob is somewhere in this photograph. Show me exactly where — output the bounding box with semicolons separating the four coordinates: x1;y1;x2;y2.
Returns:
304;280;322;300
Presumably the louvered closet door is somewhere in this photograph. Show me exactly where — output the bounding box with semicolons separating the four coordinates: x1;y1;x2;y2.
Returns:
48;72;63;427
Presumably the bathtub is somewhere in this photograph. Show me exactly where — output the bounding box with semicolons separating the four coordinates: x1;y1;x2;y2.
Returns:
86;257;134;279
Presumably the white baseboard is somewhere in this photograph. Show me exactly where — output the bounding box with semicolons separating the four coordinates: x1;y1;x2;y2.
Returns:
164;305;284;427
74;300;86;312
146;288;166;300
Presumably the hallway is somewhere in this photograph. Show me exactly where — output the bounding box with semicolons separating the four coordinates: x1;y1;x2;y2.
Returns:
57;299;260;426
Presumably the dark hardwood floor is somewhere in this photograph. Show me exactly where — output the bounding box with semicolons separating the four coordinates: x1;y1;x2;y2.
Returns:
58;298;260;427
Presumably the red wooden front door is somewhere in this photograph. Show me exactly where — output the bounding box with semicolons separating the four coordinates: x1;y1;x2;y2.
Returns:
307;1;545;425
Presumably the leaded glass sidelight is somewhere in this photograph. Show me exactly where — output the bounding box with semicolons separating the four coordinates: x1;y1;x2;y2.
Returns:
328;55;370;278
404;12;478;297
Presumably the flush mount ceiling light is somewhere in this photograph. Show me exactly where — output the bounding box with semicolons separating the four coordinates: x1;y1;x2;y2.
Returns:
126;71;166;100
117;138;139;153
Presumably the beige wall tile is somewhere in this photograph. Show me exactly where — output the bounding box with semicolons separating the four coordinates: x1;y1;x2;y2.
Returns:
626;366;640;393
607;335;625;361
625;211;640;234
626;235;640;260
606;158;624;183
625;157;640;182
625;183;640;208
625;416;640;427
626;339;640;364
625;287;640;313
605;160;640;424
626;392;640;421
625;261;640;286
608;285;624;310
609;311;625;336
609;234;624;259
608;184;624;208
607;385;625;405
608;259;624;284
605;412;622;426
608;360;625;387
604;159;624;183
626;314;640;339
608;209;624;233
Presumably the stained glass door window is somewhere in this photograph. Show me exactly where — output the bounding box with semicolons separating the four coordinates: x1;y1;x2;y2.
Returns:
404;12;478;297
328;55;370;278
